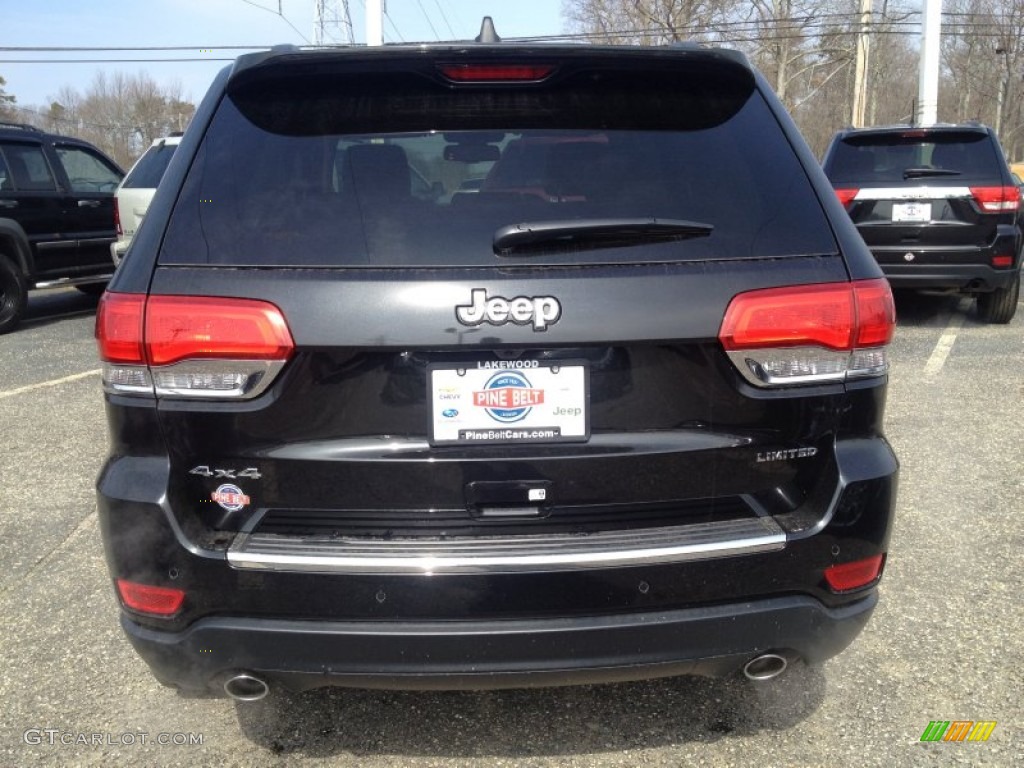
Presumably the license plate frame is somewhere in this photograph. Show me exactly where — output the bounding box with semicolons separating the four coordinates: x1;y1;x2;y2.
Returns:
428;361;590;446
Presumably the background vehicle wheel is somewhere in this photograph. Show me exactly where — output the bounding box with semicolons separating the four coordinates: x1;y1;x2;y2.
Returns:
74;282;108;296
0;254;28;334
976;273;1020;324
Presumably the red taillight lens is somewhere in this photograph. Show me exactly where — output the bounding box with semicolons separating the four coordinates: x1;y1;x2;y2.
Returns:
116;579;185;616
719;279;895;387
834;188;859;207
96;292;146;363
853;279;897;346
824;554;886;592
113;196;122;237
720;283;856;352
145;296;293;366
992;254;1014;268
969;185;1020;212
438;64;555;82
96;294;294;399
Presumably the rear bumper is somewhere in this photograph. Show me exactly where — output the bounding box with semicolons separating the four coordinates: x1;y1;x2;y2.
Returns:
871;249;1020;291
123;592;877;693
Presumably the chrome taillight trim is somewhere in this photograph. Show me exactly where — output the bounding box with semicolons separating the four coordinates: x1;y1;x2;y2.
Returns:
151;359;287;400
727;347;889;388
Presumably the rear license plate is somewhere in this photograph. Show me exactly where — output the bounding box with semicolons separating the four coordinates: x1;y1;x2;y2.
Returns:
429;362;589;445
892;202;931;222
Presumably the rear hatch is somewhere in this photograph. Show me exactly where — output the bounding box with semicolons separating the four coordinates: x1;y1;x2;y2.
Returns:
106;48;880;569
824;127;1017;266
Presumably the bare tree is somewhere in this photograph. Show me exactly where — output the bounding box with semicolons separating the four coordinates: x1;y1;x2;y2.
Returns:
563;0;739;45
944;0;1024;158
0;75;17;121
38;72;195;168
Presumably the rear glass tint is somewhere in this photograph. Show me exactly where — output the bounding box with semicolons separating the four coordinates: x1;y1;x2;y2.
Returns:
826;131;1003;184
160;60;836;267
124;143;177;189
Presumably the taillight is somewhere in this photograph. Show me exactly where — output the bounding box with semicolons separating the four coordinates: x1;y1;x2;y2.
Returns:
96;293;294;399
438;64;555;82
113;196;122;237
969;185;1020;212
116;579;185;617
145;296;293;366
824;553;886;592
719;278;895;387
834;188;859;207
992;254;1014;268
96;292;152;394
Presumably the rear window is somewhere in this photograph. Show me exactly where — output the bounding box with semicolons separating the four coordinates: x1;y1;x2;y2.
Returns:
160;60;836;267
825;131;1003;184
123;142;177;189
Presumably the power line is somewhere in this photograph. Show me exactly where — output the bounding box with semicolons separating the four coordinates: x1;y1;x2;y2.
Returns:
238;0;311;44
431;0;457;39
413;0;441;41
384;12;406;44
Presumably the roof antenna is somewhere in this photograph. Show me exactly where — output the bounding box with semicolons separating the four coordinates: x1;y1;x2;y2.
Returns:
475;17;501;43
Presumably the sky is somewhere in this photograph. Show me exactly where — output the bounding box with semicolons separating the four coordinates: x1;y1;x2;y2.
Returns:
2;0;567;114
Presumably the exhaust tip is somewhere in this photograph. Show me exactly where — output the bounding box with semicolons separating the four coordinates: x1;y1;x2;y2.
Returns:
224;673;269;701
743;653;788;682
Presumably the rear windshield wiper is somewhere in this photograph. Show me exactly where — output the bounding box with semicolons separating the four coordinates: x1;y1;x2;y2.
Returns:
903;167;962;179
493;218;713;257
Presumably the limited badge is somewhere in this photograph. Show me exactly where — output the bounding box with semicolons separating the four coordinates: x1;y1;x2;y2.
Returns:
211;484;250;512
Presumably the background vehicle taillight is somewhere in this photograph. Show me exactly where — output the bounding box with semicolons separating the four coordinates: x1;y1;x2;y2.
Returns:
96;293;294;399
969;185;1020;212
834;188;859;207
719;278;896;387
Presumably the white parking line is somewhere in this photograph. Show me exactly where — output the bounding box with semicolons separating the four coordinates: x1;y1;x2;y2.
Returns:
0;369;101;401
923;310;966;378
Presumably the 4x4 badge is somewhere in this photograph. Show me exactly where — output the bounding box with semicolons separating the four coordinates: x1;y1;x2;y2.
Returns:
456;289;561;332
190;465;262;480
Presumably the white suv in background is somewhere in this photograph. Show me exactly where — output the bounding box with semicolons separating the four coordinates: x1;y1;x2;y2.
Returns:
110;134;181;264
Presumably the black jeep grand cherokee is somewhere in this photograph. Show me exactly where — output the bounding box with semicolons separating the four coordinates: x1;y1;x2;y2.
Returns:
822;122;1022;323
95;32;899;700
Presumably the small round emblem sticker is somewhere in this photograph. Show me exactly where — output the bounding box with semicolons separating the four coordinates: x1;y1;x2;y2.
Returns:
211;484;250;512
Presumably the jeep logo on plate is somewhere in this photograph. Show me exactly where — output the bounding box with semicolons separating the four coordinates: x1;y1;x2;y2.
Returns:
455;289;561;332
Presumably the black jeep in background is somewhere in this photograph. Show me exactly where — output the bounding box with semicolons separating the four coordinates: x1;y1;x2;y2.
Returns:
0;122;124;333
822;123;1022;323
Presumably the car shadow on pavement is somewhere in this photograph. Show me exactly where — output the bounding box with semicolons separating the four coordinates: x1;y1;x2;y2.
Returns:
230;662;825;758
21;289;100;330
890;290;979;328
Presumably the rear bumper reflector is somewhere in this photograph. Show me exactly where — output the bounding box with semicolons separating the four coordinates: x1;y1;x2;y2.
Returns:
227;517;786;575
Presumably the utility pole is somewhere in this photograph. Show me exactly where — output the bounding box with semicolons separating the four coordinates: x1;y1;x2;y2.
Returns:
916;0;941;126
314;0;354;45
366;0;383;46
851;0;872;127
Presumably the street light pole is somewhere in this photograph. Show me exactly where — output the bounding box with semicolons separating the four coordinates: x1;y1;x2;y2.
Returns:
916;0;941;126
851;0;872;128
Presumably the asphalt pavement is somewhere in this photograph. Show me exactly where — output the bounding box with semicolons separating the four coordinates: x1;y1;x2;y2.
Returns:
0;286;1021;767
